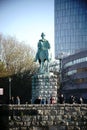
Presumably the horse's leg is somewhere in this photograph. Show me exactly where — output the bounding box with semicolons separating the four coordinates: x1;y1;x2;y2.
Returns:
47;61;49;72
41;61;44;70
39;61;44;73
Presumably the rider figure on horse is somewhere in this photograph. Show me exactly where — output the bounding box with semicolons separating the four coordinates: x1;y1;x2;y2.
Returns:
35;32;50;64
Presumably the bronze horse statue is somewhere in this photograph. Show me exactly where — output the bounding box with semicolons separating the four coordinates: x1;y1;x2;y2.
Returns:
34;33;50;72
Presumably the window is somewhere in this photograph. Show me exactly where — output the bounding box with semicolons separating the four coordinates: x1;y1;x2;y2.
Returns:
67;70;77;76
64;56;87;68
77;67;87;73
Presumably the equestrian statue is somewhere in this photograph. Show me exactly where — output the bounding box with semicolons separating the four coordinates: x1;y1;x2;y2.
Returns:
34;33;50;72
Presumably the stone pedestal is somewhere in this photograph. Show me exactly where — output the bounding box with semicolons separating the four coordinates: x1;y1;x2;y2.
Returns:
32;72;58;103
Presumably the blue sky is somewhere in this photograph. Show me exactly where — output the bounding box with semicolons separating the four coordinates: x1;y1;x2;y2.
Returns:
0;0;54;58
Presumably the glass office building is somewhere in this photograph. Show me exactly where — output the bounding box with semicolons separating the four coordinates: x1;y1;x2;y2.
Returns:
55;0;87;58
61;50;87;102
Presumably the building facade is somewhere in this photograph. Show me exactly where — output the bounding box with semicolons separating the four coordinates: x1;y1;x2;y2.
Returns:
61;50;87;102
55;0;87;58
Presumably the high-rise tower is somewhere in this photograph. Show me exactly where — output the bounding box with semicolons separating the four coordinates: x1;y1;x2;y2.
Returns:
55;0;87;58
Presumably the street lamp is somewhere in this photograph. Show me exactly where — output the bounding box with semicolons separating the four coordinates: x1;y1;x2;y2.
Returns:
9;77;11;103
56;53;64;103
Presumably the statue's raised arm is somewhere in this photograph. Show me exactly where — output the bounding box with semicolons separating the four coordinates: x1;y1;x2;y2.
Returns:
34;33;50;72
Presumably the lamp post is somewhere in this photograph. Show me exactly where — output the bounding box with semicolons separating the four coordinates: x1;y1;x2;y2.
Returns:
58;53;64;84
57;53;64;103
59;58;62;83
9;77;11;103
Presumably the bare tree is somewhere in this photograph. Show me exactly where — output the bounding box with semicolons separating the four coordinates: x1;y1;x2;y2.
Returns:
0;34;37;77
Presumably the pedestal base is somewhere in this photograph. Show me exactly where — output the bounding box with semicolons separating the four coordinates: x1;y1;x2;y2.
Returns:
32;72;58;104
